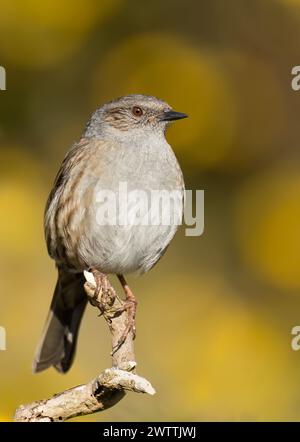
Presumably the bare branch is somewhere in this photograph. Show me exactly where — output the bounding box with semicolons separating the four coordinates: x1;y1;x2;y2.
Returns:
14;273;155;422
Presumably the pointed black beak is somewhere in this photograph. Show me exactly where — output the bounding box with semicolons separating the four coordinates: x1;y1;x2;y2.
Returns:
160;110;188;122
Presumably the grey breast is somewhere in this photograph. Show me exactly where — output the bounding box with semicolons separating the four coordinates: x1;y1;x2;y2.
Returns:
77;135;184;275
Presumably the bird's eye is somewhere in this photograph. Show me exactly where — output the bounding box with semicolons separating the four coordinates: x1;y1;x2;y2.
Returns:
132;106;143;117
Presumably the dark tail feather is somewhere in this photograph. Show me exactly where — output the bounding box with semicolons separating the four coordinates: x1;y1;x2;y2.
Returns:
33;269;87;374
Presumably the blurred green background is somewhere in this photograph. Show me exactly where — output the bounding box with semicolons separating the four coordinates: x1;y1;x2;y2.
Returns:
1;0;300;422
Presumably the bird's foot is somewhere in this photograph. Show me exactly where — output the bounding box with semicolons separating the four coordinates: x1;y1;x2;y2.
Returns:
89;269;110;314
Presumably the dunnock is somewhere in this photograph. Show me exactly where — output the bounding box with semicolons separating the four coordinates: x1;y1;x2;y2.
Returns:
33;95;187;373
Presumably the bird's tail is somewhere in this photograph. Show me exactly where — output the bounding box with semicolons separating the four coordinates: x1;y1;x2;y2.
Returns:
33;269;87;374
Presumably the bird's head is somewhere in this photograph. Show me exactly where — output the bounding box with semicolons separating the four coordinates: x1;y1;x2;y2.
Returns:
84;94;187;139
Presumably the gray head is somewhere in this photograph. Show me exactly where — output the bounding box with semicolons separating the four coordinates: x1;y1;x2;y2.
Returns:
84;94;187;139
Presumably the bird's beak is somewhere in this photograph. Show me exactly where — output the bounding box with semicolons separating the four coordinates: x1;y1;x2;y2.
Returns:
159;110;188;122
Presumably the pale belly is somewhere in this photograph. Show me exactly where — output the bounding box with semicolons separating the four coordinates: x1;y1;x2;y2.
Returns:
77;196;183;274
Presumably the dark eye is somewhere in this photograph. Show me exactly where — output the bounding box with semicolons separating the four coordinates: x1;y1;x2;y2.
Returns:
132;106;143;117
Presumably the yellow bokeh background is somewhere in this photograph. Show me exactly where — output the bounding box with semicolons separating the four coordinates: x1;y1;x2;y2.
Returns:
1;0;300;422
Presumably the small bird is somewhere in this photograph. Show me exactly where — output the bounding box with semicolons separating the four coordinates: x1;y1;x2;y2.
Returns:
33;94;187;373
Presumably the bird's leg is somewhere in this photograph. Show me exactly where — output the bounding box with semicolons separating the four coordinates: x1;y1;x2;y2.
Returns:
89;268;109;313
112;274;137;354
